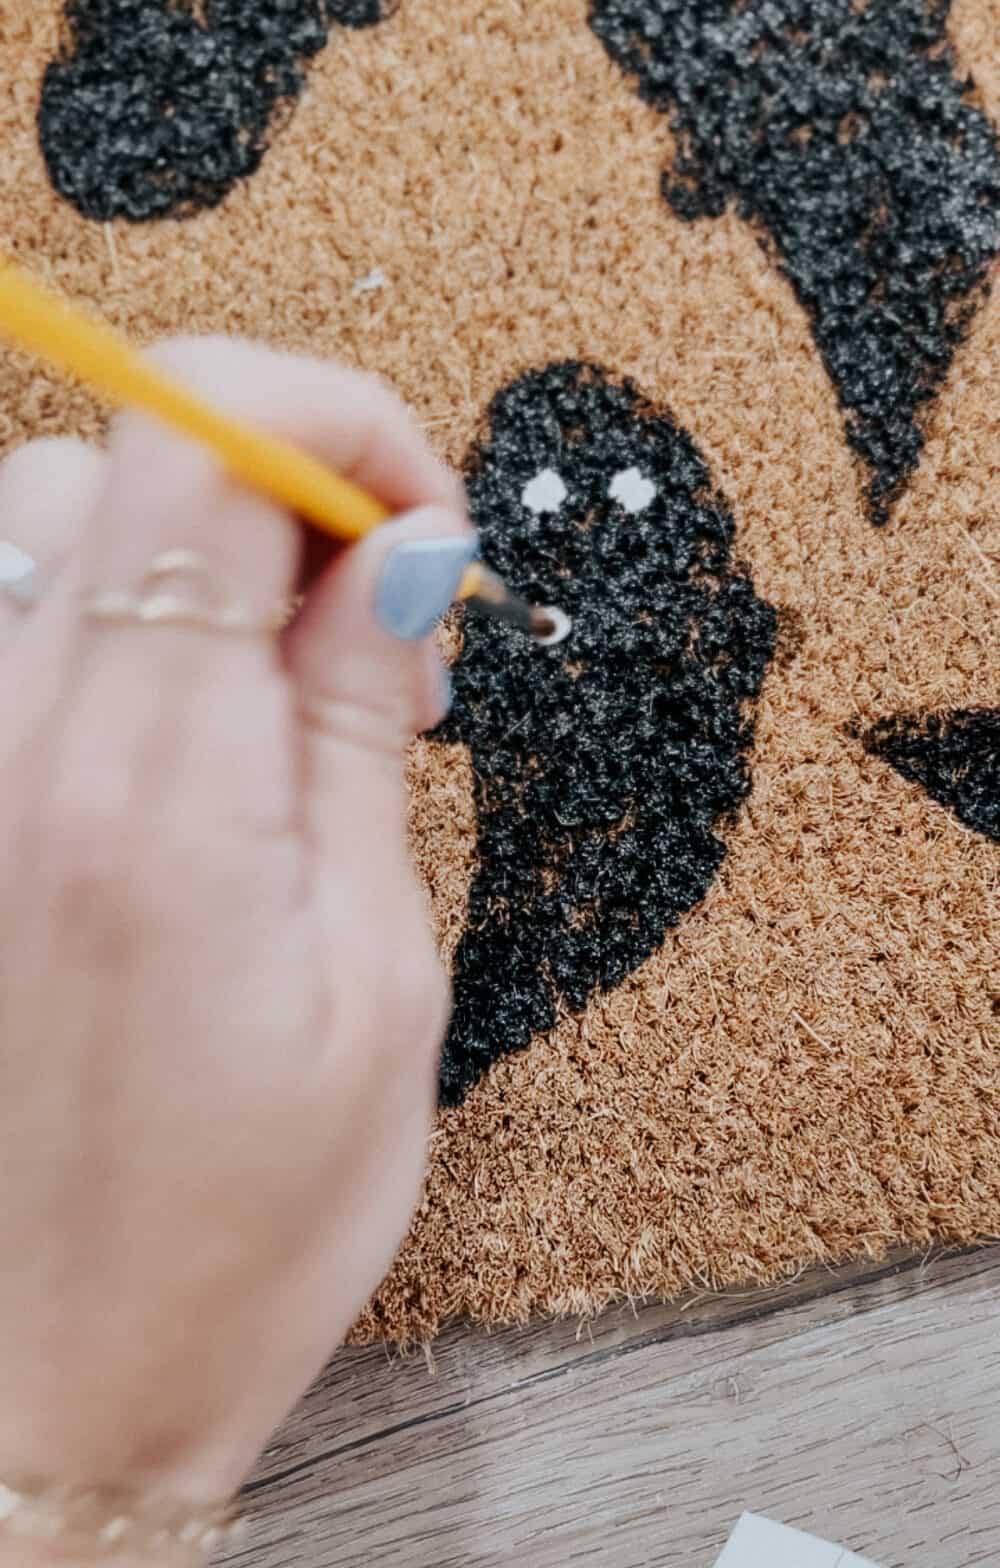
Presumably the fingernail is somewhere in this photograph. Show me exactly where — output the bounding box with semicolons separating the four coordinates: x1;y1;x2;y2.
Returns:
436;661;453;721
375;534;478;641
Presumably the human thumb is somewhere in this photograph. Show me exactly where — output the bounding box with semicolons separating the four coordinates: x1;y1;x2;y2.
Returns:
287;506;476;866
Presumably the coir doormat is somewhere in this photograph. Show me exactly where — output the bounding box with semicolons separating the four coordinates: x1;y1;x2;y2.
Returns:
1;0;998;1342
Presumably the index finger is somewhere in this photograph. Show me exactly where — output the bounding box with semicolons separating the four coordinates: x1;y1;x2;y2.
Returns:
75;336;465;672
141;336;465;519
60;338;466;824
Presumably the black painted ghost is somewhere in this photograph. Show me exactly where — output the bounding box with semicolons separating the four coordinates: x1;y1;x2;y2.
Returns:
589;0;1000;522
39;0;387;221
862;709;1000;842
433;362;776;1104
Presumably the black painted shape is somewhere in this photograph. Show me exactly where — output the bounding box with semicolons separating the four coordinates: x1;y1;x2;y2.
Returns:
40;0;385;221
432;362;776;1104
862;708;1000;842
589;0;1000;522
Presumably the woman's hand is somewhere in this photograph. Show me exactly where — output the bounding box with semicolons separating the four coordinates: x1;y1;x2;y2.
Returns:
0;338;471;1511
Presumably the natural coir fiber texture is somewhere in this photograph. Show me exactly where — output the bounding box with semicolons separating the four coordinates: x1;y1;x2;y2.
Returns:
1;0;998;1342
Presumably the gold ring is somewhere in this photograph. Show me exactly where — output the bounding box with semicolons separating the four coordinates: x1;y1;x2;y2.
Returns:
82;550;301;634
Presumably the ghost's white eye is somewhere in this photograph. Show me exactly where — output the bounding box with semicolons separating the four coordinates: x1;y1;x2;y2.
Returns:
521;468;568;515
608;467;657;513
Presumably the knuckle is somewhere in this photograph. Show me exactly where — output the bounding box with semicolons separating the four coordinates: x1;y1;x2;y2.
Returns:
300;687;416;763
0;435;86;487
357;368;398;407
143;332;231;372
44;781;134;882
40;785;144;956
355;372;414;434
142;334;266;402
0;437;106;531
372;933;450;1058
0;440;44;494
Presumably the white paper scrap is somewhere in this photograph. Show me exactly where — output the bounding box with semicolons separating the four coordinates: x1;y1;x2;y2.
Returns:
351;266;387;295
713;1513;880;1568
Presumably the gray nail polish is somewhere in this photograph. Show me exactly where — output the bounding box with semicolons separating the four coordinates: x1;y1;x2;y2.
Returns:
375;536;478;641
437;662;453;720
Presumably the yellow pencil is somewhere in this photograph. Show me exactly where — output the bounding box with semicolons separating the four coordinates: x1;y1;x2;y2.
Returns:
0;257;568;644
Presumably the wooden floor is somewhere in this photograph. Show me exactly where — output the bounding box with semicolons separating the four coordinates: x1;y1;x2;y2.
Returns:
226;1245;1000;1568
